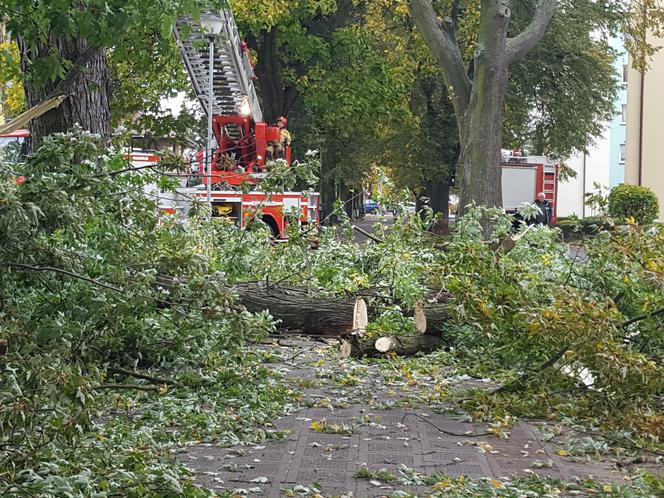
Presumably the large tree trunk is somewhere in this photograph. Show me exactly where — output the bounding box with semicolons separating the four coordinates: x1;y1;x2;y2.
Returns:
455;1;510;215
455;80;507;216
409;0;556;215
18;35;111;152
422;177;451;234
425;176;450;218
248;29;300;124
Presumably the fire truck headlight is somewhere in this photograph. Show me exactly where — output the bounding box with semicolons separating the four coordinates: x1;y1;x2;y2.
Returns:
239;97;251;116
257;155;262;161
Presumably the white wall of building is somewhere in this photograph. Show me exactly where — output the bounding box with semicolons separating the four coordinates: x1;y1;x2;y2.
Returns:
555;36;627;219
557;129;611;218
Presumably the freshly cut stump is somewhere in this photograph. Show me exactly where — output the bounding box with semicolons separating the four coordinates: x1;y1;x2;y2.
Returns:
353;297;368;336
413;304;427;333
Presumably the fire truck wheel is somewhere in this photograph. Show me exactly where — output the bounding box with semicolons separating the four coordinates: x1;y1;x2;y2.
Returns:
248;215;280;239
261;215;280;239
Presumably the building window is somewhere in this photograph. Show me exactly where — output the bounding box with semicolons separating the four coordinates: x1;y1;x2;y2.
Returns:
623;64;628;84
622;104;627;123
620;143;626;163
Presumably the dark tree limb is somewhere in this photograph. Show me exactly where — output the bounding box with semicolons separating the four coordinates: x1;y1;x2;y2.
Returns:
352;225;385;244
505;0;557;64
94;384;160;391
2;263;123;293
108;366;178;386
622;306;664;329
490;346;568;394
408;0;471;116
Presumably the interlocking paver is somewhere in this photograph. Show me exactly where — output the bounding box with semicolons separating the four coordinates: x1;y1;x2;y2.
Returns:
178;339;630;496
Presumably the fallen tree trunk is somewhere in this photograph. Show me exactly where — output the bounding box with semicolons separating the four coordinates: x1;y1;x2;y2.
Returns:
151;276;451;337
233;283;451;336
340;333;444;358
417;300;450;332
233;282;367;336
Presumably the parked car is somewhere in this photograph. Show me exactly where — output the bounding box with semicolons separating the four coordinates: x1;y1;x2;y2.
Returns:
364;199;379;214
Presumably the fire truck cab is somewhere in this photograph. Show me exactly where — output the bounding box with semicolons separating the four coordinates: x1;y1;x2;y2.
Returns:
0;129;29;162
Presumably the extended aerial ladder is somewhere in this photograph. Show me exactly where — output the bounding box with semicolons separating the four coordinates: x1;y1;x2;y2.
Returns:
174;10;290;186
175;10;262;122
168;9;316;239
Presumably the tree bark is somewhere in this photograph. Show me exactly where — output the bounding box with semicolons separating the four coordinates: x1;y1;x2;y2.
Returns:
17;35;111;152
454;0;511;214
423;177;451;234
232;282;451;336
252;29;282;123
425;176;450;218
235;282;362;336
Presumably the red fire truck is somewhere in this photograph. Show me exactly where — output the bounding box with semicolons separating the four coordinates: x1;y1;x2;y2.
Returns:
125;138;318;240
164;9;319;238
501;150;559;223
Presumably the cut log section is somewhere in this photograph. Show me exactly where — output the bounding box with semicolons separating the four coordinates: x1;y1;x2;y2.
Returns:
340;340;353;359
496;225;533;254
353;298;368;336
413;304;427;333
342;333;444;358
421;304;449;332
374;336;396;352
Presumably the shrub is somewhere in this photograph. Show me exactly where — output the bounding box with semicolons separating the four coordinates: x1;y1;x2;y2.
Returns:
608;184;659;225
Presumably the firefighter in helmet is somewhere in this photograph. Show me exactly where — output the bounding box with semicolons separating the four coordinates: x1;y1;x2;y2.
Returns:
267;116;291;160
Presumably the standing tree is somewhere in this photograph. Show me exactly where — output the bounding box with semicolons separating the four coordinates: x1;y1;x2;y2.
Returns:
232;0;343;123
409;0;556;212
17;34;111;149
1;0;211;151
408;0;663;213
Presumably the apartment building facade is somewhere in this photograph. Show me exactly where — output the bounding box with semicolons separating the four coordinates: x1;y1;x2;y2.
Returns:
625;32;664;221
557;36;629;218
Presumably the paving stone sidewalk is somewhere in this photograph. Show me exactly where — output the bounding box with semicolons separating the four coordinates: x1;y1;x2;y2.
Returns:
177;338;631;497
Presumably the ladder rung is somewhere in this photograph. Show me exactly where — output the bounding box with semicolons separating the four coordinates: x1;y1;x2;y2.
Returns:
175;10;263;121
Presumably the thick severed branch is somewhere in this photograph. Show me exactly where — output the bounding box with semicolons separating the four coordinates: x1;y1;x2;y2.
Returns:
108;366;178;386
408;0;471;115
94;384;160;391
351;225;385;244
490;346;568;394
505;0;557;64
